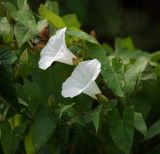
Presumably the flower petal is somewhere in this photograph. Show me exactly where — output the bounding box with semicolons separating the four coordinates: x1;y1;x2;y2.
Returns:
38;27;76;70
55;46;76;65
61;59;101;99
83;81;101;99
72;59;101;86
61;77;83;98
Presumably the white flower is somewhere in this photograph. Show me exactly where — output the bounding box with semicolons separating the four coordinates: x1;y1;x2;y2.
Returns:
61;59;101;99
38;27;76;70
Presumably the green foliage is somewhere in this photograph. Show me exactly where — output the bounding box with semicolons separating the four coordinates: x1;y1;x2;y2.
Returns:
3;0;37;47
67;28;98;44
134;112;147;136
0;17;13;42
0;0;160;154
108;106;135;154
0;49;16;69
91;105;102;132
62;14;81;28
145;119;160;140
0;121;26;154
32;107;57;150
39;4;66;28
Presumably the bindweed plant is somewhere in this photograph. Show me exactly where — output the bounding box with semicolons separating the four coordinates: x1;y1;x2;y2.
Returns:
1;0;160;154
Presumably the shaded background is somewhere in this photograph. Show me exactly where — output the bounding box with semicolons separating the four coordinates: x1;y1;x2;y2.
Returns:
30;0;160;52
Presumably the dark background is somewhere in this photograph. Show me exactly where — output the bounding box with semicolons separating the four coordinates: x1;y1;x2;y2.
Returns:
30;0;160;52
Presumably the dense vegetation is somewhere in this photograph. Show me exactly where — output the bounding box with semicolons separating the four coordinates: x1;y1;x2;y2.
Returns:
1;0;160;154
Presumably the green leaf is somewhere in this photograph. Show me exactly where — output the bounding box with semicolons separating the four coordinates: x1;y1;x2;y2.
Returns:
0;122;26;154
17;0;29;10
0;17;13;42
0;66;18;107
24;128;36;154
102;43;113;55
115;37;135;53
59;103;75;118
67;28;98;44
0;49;16;103
3;1;37;47
145;119;160;140
0;122;13;154
32;107;57;150
5;1;36;28
63;14;81;28
87;43;125;97
15;10;37;27
155;64;160;78
107;106;135;154
116;50;149;62
91;105;102;132
45;0;59;14
16;79;44;111
115;37;149;62
108;57;125;97
150;51;160;62
31;64;73;104
2;2;18;19
0;48;16;69
125;57;148;95
89;46;149;100
17;49;30;77
134;112;147;136
14;22;37;47
39;4;66;28
20;49;28;64
3;1;32;23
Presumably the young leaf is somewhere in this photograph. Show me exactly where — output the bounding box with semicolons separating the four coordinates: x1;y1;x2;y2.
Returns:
24;128;36;154
107;106;135;154
134;112;147;136
39;4;66;28
59;103;75;118
91;105;102;132
63;14;81;28
45;0;59;14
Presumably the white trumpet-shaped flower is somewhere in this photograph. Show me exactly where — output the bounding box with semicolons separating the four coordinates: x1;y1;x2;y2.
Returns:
38;27;76;70
61;59;101;99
